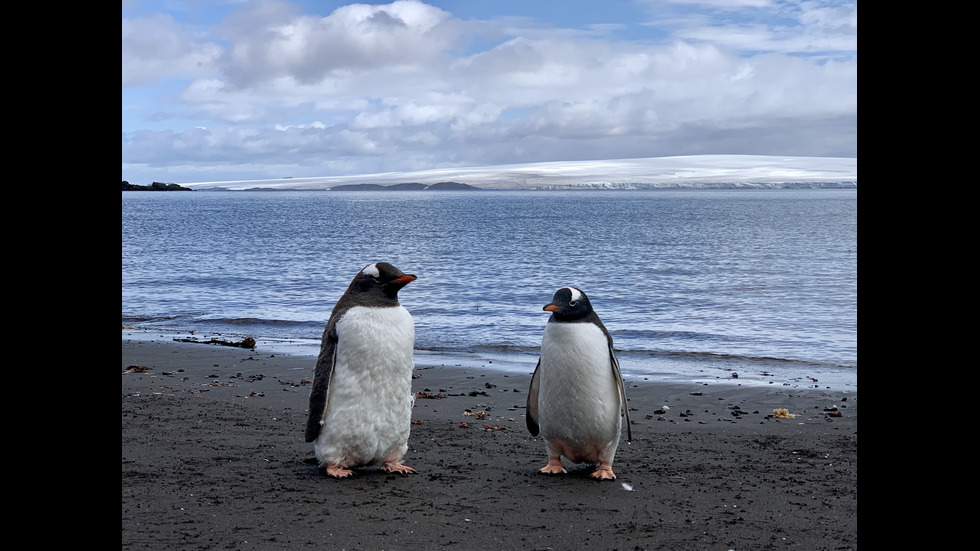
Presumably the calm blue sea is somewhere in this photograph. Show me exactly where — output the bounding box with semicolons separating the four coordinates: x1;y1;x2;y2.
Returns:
122;189;857;390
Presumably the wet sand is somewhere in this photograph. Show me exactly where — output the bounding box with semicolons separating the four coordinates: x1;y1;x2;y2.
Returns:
122;337;857;550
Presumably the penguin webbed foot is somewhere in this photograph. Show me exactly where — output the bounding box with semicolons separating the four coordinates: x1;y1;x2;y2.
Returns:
382;461;415;475
589;464;617;480
538;458;568;475
325;464;356;478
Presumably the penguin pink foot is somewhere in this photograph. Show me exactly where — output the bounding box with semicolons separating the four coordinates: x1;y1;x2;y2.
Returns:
382;461;415;475
326;464;355;478
539;458;567;474
590;463;617;480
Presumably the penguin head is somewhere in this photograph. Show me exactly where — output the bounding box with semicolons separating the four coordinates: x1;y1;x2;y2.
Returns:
543;287;594;321
349;262;417;302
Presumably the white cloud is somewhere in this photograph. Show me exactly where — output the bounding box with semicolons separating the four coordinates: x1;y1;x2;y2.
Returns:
122;13;222;87
121;0;857;184
215;0;458;87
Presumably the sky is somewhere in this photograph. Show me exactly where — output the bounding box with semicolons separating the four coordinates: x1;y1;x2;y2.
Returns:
121;0;857;185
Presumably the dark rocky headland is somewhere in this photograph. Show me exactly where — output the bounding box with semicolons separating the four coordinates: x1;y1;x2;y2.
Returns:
122;181;194;191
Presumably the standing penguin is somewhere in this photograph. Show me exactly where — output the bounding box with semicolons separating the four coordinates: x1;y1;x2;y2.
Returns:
526;287;632;480
305;262;418;478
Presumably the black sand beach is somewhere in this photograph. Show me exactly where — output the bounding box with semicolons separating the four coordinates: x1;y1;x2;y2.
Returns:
122;337;857;550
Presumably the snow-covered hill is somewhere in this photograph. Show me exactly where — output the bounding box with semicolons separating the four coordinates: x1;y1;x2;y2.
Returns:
184;155;857;191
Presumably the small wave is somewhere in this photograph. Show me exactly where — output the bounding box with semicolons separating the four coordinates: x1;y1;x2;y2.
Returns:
418;342;539;357
616;348;854;371
211;317;311;327
122;314;178;323
415;337;854;371
121;314;325;342
616;329;713;340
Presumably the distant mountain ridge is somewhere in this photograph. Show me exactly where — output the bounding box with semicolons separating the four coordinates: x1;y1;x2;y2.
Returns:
180;155;858;191
329;181;478;191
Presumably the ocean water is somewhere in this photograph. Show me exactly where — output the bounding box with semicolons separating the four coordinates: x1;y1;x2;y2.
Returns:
121;189;857;389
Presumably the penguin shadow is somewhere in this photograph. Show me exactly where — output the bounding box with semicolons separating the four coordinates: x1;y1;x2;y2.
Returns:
300;457;418;480
531;465;620;482
300;457;622;483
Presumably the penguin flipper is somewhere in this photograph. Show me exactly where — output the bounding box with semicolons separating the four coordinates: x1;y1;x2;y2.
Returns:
305;328;338;442
526;359;541;436
610;349;632;443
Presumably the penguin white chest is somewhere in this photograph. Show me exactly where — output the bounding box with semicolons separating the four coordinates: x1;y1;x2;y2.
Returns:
334;305;414;375
538;322;621;450
314;305;416;467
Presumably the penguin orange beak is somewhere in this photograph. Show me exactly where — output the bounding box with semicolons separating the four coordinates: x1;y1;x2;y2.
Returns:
394;274;417;284
543;303;559;312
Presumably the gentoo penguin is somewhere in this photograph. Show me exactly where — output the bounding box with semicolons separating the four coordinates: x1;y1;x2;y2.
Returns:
304;262;418;478
526;287;632;480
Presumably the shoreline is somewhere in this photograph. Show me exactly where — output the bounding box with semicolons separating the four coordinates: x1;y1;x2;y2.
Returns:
122;327;858;392
122;336;857;549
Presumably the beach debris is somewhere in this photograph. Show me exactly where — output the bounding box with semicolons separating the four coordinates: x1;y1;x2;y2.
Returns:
415;390;445;399
123;365;150;374
729;406;748;418
411;419;423;425
248;391;264;397
772;408;796;419
458;422;469;428
621;482;634;491
482;424;507;431
173;336;257;349
463;410;488;420
825;406;843;418
231;372;265;383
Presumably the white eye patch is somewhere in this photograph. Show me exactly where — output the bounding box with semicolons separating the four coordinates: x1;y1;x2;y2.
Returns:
566;287;582;303
361;263;380;278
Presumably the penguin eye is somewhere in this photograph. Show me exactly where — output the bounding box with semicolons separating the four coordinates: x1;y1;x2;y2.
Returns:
569;299;579;306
